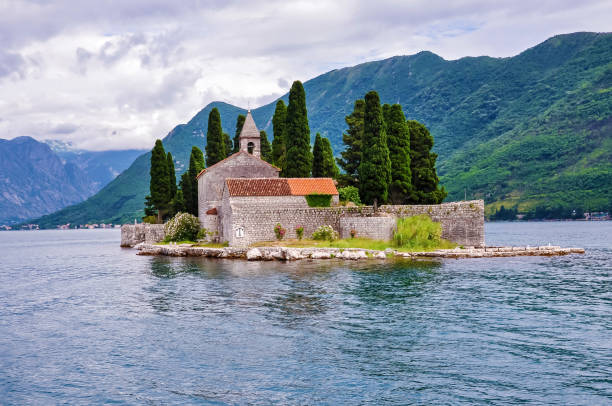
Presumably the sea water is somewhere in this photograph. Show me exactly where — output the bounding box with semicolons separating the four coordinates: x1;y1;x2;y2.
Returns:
0;222;610;405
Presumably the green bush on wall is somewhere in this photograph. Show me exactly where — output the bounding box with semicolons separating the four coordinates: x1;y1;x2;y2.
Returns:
338;186;361;205
305;193;332;207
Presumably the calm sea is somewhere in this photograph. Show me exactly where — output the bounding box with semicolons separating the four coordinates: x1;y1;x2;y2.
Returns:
0;222;610;405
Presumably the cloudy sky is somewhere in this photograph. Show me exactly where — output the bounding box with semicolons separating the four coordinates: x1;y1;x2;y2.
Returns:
1;0;610;151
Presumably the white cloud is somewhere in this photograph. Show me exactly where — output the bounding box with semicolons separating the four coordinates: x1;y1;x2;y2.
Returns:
0;0;609;150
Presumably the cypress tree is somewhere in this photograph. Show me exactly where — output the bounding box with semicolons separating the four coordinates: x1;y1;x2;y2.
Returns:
223;132;233;157
384;104;412;204
358;91;391;205
143;195;156;217
232;114;245;154
167;152;177;199
260;130;272;163
171;189;186;214
179;172;193;215
407;120;447;204
284;81;312;177
271;100;286;167
314;133;339;178
321;137;339;179
180;146;205;216
312;133;324;177
337;99;365;187
205;107;226;167
149;139;171;221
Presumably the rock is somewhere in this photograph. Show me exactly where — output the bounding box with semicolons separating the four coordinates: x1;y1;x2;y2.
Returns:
246;248;262;260
373;251;386;259
311;250;332;259
284;248;303;260
340;250;367;260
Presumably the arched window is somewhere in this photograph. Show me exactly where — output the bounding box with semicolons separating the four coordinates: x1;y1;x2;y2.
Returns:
235;227;245;238
247;142;254;154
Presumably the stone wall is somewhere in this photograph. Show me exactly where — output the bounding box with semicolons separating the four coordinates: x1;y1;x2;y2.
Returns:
339;216;396;240
120;224;165;247
227;200;484;248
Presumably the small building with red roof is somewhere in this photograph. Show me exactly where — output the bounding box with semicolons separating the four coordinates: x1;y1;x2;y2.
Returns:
196;110;338;245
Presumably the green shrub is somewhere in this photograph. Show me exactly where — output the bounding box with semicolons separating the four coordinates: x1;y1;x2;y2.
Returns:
164;212;200;242
305;193;332;207
393;215;445;250
142;215;158;224
338;186;361;205
295;225;304;240
312;225;339;241
196;228;208;240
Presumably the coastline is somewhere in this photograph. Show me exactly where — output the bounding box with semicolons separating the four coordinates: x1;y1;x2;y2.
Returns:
132;243;585;260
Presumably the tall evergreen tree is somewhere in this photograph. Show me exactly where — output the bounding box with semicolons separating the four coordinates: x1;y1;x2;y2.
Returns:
223;132;233;157
358;91;391;205
171;189;186;214
383;104;412;204
143;195;156;217
190;146;205;214
284;81;312;177
313;133;338;178
407;120;447;204
321;137;339;179
205;107;226;167
271;100;287;167
312;133;324;177
149;139;171;221
179;172;192;215
232;114;245;153
337;99;365;187
259;130;272;163
166;152;177;198
181;146;205;216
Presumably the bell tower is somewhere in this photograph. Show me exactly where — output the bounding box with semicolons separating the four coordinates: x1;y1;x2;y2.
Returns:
239;110;261;158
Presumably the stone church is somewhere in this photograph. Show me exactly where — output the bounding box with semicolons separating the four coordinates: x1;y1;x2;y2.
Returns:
195;111;485;248
196;111;339;246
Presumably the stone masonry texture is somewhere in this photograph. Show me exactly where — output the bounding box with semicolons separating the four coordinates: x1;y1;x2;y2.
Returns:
225;200;485;248
121;224;165;247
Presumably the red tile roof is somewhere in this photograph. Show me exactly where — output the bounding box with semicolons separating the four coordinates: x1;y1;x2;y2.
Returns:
286;178;338;196
226;178;291;196
225;177;338;197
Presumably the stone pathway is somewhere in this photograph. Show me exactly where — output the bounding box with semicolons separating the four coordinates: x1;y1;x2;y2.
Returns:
133;243;585;260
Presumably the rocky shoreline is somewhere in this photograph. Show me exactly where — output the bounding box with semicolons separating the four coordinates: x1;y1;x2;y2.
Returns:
133;243;585;260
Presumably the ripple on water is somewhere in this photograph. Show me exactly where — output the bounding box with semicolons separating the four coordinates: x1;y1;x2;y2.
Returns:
0;224;611;405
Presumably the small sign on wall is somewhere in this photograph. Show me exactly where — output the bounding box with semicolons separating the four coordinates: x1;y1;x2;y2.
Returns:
235;227;245;238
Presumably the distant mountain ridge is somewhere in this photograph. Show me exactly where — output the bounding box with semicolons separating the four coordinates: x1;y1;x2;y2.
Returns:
29;32;612;227
0;136;144;225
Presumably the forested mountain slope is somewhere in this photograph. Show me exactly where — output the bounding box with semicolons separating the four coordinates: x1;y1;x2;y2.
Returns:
31;32;612;227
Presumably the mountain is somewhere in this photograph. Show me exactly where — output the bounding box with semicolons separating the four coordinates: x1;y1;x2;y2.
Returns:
54;148;146;193
30;32;612;227
0;136;144;225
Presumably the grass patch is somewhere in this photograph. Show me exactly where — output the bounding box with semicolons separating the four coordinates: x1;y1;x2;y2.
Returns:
156;240;196;245
392;215;455;251
156;240;228;248
252;236;455;252
194;241;229;248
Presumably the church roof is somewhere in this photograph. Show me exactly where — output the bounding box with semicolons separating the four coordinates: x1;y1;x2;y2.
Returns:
239;110;260;140
195;150;280;179
225;177;338;197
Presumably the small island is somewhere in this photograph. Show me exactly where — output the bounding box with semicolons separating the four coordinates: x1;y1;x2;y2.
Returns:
122;86;584;260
